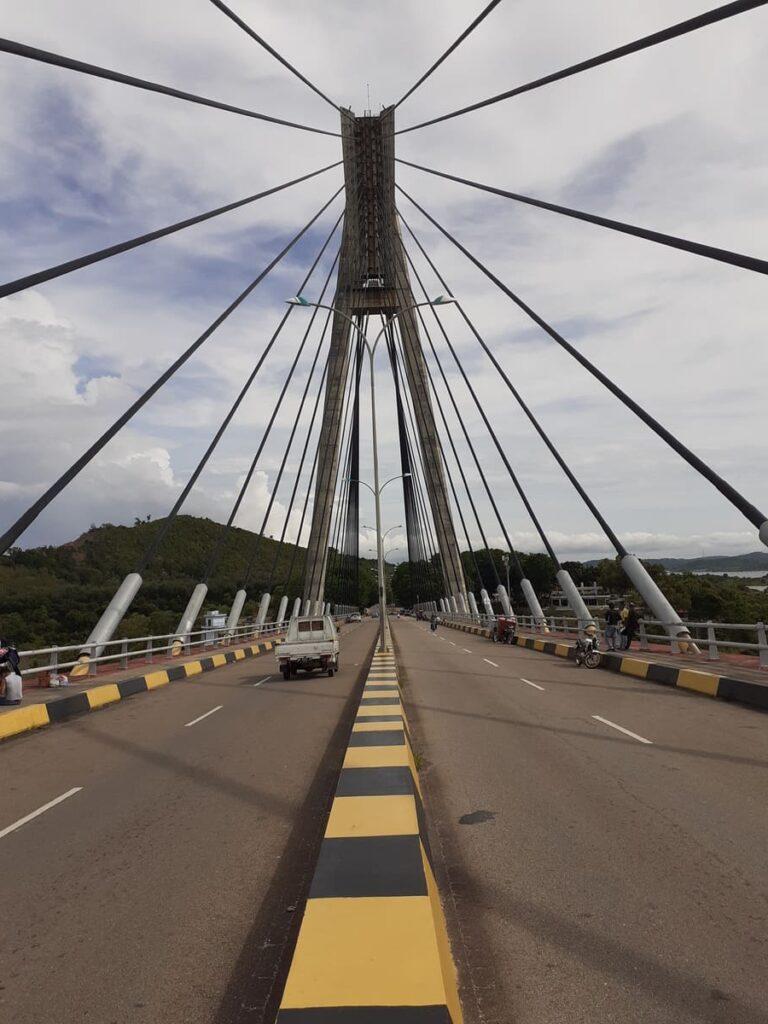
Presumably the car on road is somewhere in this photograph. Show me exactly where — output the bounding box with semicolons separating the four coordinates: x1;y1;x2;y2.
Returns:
346;612;362;623
276;615;339;680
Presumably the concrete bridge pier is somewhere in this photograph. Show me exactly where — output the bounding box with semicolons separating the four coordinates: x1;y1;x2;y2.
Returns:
556;569;596;633
276;595;289;624
480;588;494;620
520;578;547;629
226;589;247;635
170;582;208;654
496;585;513;618
621;554;698;651
292;597;302;618
468;592;480;621
72;571;144;675
256;593;271;628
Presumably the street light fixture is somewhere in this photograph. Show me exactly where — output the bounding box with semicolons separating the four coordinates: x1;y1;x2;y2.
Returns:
288;293;455;651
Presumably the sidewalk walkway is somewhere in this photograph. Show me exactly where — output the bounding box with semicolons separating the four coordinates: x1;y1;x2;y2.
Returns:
2;635;283;715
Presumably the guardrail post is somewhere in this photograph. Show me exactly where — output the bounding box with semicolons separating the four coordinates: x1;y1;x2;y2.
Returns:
757;622;768;669
88;644;96;677
706;621;718;661
120;638;128;670
148;637;154;664
639;619;649;651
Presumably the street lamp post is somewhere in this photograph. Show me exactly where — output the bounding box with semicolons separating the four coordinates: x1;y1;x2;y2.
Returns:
288;294;456;651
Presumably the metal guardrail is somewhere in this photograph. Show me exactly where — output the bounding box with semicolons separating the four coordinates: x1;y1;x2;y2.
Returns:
18;620;289;680
442;611;768;669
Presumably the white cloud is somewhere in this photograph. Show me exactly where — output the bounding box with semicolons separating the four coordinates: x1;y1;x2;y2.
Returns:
0;0;766;563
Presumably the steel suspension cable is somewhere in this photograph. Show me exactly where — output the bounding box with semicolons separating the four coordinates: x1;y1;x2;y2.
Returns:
206;254;339;583
397;0;768;134
388;323;487;593
280;443;321;598
0;37;340;137
135;208;342;573
404;305;509;586
0;161;341;300
325;364;358;604
401;210;633;556
388;321;450;597
208;0;339;111
307;324;360;598
404;242;581;562
374;204;459;595
396;158;768;277
386;324;444;598
0;187;342;556
394;0;504;109
267;338;332;593
397;185;768;533
410;296;533;575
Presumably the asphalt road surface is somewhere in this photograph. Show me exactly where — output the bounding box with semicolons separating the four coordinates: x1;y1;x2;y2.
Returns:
0;620;376;1024
393;617;768;1024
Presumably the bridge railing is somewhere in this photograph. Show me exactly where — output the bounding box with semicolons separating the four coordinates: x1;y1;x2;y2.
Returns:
17;619;289;682
440;612;768;669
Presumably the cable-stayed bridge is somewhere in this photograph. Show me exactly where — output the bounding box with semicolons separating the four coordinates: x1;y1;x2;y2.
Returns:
2;5;768;1022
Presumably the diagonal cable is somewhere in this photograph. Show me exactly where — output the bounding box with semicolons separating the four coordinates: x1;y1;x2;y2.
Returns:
396;158;768;276
0;161;341;299
136;206;342;572
0;37;340;136
0;187;342;557
394;0;504;108
397;183;768;532
397;0;768;133
208;0;339;111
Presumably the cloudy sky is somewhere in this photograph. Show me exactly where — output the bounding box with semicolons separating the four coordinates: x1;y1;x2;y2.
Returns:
1;0;766;566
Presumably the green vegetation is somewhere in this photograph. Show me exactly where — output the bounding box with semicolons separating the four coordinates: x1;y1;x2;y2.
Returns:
1;516;314;650
391;546;768;624
2;521;766;652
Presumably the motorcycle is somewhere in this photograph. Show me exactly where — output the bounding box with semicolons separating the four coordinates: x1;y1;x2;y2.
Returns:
574;633;601;668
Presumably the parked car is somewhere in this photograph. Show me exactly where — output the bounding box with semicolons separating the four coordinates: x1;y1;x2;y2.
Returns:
276;615;339;679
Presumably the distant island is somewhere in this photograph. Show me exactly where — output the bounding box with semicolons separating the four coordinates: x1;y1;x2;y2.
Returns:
643;551;768;573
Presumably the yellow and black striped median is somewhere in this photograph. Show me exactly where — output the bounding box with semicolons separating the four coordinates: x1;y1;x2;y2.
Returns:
0;640;277;744
276;648;463;1023
442;619;768;712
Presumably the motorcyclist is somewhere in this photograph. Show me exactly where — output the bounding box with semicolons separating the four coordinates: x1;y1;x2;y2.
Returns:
430;613;438;633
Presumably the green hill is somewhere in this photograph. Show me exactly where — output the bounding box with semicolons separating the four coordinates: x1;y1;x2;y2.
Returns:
0;515;369;650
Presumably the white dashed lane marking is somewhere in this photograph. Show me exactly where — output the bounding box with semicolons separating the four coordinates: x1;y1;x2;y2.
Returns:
592;715;652;745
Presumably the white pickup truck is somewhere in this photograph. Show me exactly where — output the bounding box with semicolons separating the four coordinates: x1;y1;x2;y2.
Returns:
276;615;339;680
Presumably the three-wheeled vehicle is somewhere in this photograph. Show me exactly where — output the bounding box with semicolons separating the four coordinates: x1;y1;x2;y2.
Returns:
491;614;517;644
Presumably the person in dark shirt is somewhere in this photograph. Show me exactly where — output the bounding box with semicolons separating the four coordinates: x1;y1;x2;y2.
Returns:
604;602;620;650
624;604;640;650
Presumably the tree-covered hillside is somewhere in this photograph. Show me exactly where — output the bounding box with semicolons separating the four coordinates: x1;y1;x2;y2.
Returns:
0;516;374;650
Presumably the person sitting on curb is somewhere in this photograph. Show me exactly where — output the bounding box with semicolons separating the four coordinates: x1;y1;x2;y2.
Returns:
0;662;23;706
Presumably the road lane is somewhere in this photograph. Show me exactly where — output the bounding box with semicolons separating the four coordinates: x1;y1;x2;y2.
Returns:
394;618;768;1024
0;620;376;1024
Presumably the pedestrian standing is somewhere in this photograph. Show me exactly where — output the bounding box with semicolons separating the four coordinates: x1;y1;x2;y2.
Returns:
604;602;620;651
618;601;629;649
624;604;640;650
